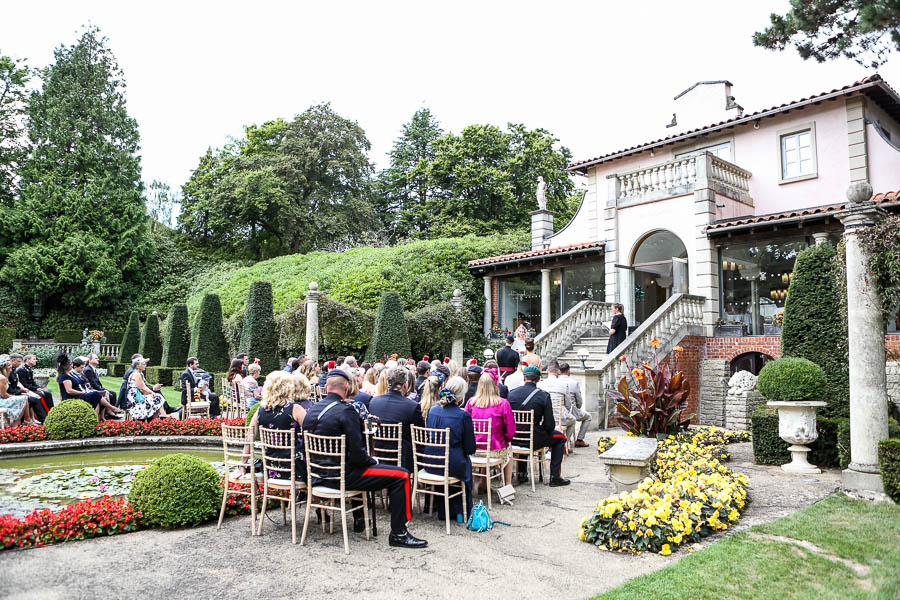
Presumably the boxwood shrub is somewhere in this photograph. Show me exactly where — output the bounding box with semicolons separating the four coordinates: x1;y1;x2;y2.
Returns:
239;282;279;373
189;294;230;373
145;366;176;387
128;454;221;528
751;405;789;465
161;304;190;368
120;312;141;361
55;329;83;344
0;327;14;353
105;331;124;345
110;362;129;378
879;439;900;503
245;403;259;426
138;313;163;366
368;291;411;361
757;357;826;402
44;400;99;440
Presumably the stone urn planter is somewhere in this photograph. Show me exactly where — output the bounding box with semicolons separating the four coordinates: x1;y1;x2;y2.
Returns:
34;375;50;389
766;400;827;473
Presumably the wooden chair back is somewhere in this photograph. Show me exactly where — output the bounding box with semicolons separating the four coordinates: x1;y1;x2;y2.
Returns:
512;410;535;451
221;423;253;468
259;426;297;482
370;422;402;467
411;425;450;479
549;392;566;429
226;379;248;420
472;417;493;455
303;432;347;490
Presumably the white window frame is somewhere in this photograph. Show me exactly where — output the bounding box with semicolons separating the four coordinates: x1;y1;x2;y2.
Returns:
675;140;733;162
777;122;818;184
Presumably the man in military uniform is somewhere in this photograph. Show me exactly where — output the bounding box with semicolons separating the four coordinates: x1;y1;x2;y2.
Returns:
302;369;427;549
507;366;570;487
495;335;520;383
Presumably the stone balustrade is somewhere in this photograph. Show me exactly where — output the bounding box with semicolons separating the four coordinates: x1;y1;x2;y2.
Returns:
534;300;616;362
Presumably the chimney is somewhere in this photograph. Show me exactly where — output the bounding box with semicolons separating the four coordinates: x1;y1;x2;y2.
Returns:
529;209;555;250
667;80;743;132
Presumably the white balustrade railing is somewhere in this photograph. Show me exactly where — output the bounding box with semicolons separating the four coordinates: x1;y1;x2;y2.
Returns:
595;293;706;395
10;339;121;361
99;344;121;360
612;153;751;204
534;300;617;361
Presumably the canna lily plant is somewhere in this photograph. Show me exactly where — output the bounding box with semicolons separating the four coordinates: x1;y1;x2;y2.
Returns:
607;341;694;438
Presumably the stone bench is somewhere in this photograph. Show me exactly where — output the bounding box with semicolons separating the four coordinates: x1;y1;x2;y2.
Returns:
597;436;658;493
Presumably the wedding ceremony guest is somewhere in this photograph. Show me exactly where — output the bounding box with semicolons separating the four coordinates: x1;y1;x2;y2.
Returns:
243;363;263;411
283;357;296;373
512;325;528;356
418;375;441;422
414;361;431;397
84;353;117;407
361;368;379;395
559;363;592;448
607;303;627;354
341;365;370;422
0;354;38;426
465;372;516;487
522;339;542;369
482;360;509;398
496;335;520;383
424;386;476;522
299;360;319;386
120;353;160;410
227;358;245;390
58;355;123;420
463;364;483;403
369;366;424;473
124;356;177;420
504;364;525;391
7;354;48;422
180;357;221;416
507;366;569;487
16;354;54;417
303;369;427;548
236;353;249;377
539;363;575;439
350;368;372;408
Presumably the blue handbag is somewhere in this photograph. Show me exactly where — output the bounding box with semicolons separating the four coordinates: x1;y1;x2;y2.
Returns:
466;501;494;532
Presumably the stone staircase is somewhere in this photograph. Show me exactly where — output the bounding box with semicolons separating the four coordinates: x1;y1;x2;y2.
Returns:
554;334;610;369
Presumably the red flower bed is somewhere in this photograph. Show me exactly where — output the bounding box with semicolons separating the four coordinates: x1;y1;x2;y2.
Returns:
0;424;48;444
0;496;140;550
1;417;246;444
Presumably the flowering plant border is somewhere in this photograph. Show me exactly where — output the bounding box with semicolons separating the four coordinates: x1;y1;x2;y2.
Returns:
0;418;245;445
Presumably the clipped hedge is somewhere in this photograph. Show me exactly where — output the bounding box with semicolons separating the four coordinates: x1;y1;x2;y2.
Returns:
0;327;14;353
128;453;221;528
55;329;83;344
781;243;849;418
368;291;411;361
120;312;141;361
757;357;826;402
189;294;230;372
110;363;129;378
239;282;278;373
44;400;99;440
751;406;844;468
138;313;163;366
105;331;124;345
145;366;176;387
839;417;900;469
879;439;900;503
277;296;374;360
161;304;190;368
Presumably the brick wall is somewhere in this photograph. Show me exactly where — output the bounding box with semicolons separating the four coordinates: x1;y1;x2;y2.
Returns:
886;335;900;360
703;336;781;360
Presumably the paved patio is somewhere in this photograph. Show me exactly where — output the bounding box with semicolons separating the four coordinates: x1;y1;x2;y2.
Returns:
0;431;841;600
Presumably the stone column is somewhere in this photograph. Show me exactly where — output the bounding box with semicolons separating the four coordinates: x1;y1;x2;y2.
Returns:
836;182;889;493
304;282;323;364
540;268;552;332
812;232;830;246
482;276;493;336
450;289;465;366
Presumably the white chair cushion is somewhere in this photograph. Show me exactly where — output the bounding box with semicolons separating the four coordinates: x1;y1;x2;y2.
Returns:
230;472;255;483
311;485;363;498
470;455;503;466
189;401;211;408
266;478;306;490
416;469;460;484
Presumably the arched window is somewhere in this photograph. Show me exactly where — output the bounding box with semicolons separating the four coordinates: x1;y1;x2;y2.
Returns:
730;351;773;376
632;230;688;264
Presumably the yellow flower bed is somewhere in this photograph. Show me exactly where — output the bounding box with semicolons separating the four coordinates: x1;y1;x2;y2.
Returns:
581;427;750;554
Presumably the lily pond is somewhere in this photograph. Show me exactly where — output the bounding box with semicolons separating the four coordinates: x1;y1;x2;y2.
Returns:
0;449;223;518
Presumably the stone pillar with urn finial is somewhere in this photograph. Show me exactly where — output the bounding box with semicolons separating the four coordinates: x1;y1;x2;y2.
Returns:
450;289;465;366
304;282;323;364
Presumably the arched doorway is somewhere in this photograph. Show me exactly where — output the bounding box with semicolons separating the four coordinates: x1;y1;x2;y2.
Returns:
630;230;689;325
730;351;773;376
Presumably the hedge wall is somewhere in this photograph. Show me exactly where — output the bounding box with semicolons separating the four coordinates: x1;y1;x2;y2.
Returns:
750;405;843;468
838;417;900;469
110;363;129;378
161;304;190;368
139;313;163;366
781;243;849;418
238;282;278;373
145;366;176;387
0;328;14;353
188;294;230;372
120;312;141;361
55;329;83;344
879;439;900;503
105;331;124;345
368;292;411;362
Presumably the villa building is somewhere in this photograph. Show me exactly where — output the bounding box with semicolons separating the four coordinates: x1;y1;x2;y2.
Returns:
469;75;900;426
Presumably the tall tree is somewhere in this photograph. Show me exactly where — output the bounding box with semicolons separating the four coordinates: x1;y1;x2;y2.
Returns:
378;108;444;239
0;52;29;209
754;0;900;67
0;27;153;308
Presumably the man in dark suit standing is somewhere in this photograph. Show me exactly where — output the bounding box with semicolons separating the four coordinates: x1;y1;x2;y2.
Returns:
369;367;424;473
496;335;520;383
507;366;569;487
84;353;116;407
606;303;628;354
180;357;221;417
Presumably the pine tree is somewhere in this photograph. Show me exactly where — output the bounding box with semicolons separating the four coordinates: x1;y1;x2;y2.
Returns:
238;281;279;373
781;242;849;418
189;293;230;372
367;291;412;361
161;304;190;368
0;26;153;308
139;312;162;366
120;311;141;361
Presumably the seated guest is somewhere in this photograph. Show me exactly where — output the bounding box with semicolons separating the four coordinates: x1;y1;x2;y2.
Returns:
8;353;48;422
341;366;369;422
539;363;575;437
361;368;378;396
16;353;54;418
291;372;314;411
240;370;308;480
369;366;424;473
243;363;263;411
58;355;122;420
350;368;372;408
418;375;441;422
464;372;516;487
124;356;178;420
504;364;525;391
299;361;319;386
303;369;427;548
226;358;245;406
414;361;431;397
559;362;592;448
463;364;483;404
507;366;569;487
482;360;509;398
0;354;39;425
283;357;296;373
404;368;419;402
236;353;249;377
120;353;160;410
84;353;117;408
374;370;389;396
180;357;221;417
424;386;476;521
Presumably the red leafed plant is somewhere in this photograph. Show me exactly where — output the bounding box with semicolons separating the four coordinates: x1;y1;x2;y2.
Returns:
607;341;693;437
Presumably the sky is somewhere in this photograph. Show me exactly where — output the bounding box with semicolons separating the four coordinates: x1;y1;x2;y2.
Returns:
3;0;899;197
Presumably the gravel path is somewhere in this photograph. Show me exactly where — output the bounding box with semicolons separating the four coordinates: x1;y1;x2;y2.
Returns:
0;432;841;600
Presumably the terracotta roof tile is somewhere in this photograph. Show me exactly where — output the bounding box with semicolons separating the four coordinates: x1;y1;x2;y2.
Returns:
468;241;604;268
706;191;900;231
569;75;893;173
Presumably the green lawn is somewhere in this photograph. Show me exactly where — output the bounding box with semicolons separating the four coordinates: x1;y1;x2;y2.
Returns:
46;376;182;408
596;493;899;600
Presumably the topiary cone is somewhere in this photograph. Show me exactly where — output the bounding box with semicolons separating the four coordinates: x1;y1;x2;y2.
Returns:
189;293;230;372
367;291;411;362
161;304;190;368
138;312;163;366
238;281;279;373
119;311;141;361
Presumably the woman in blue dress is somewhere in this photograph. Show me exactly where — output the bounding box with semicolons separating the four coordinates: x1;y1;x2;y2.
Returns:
57;355;122;420
424;376;476;521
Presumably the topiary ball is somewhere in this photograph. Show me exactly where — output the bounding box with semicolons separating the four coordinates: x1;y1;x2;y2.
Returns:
245;403;259;427
757;357;827;402
128;453;221;528
44;400;99;440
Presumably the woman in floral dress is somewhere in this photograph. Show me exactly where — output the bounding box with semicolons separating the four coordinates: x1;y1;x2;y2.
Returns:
125;357;171;420
0;354;38;426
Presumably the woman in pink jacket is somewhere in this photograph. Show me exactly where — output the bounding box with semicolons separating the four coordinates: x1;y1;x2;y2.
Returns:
465;372;516;486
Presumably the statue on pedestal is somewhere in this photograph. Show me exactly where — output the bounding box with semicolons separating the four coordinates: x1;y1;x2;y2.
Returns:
536;176;547;211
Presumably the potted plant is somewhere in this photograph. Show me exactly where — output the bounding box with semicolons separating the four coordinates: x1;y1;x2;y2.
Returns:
763;311;783;336
757;357;827;474
714;317;748;337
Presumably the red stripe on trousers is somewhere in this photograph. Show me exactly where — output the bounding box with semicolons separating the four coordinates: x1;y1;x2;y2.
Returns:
40;396;50;413
362;467;412;521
